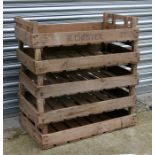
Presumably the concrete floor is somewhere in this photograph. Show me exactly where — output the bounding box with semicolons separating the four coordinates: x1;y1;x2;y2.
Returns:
4;93;152;155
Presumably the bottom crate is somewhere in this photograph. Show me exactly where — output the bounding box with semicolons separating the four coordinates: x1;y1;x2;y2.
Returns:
20;109;136;149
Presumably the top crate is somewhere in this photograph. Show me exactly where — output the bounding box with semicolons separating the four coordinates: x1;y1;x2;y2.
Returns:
15;13;138;48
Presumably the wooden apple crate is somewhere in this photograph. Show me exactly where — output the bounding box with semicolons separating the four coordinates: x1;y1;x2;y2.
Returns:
15;13;138;48
20;107;136;149
19;67;137;125
15;13;139;149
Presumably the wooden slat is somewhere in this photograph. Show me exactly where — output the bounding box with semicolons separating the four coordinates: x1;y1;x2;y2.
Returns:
71;94;90;104
15;26;33;46
37;22;103;33
18;40;24;50
20;113;42;145
40;96;135;124
34;48;45;114
41;114;136;148
20;68;137;98
59;97;77;107
52;122;68;131
15;16;34;32
38;75;137;98
20;71;37;97
76;117;90;126
19;94;39;124
64;119;79;128
129;63;137;114
32;29;138;48
17;49;36;73
103;13;137;29
35;52;139;74
47;98;65;110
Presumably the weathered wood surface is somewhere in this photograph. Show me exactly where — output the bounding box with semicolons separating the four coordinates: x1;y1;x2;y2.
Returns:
39;74;137;98
20;113;42;145
37;52;139;74
20;92;135;124
20;69;137;98
15;13;138;48
17;13;138;150
17;48;139;74
19;94;39;123
31;29;138;47
15;26;33;47
103;13;137;29
17;49;36;73
42;114;136;149
20;111;136;149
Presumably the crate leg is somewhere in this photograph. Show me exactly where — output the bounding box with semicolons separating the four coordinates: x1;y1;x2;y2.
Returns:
35;48;48;134
18;40;24;95
132;40;138;52
34;49;44;113
129;64;137;114
129;86;136;114
103;13;109;29
19;64;27;95
129;37;138;114
18;40;24;50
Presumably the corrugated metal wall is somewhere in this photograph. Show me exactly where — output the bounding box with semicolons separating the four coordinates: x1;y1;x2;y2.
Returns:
3;0;152;118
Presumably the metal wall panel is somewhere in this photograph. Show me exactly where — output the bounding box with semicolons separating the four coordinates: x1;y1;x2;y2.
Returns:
3;0;152;118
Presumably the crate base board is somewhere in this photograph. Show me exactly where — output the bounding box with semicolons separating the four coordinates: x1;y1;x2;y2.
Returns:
20;110;136;149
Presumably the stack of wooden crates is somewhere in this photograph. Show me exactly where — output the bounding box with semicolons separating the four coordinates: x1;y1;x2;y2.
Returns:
15;13;139;149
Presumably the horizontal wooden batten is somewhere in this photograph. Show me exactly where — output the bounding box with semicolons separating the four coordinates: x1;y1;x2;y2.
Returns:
19;95;39;123
17;49;36;73
15;16;34;33
20;112;136;149
20;113;42;145
15;26;33;47
15;13;138;48
17;48;139;74
42;96;135;124
37;22;103;33
42;114;136;149
38;75;137;98
36;52;139;74
20;70;137;98
20;71;36;97
32;29;138;47
20;93;135;124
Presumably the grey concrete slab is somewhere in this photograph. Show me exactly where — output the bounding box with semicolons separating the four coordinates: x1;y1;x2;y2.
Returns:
137;93;152;107
4;116;20;130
